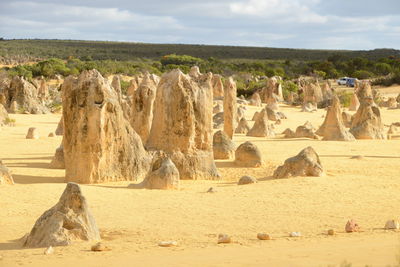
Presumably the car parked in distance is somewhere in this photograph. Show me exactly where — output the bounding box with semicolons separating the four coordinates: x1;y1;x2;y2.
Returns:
346;78;358;87
337;77;349;85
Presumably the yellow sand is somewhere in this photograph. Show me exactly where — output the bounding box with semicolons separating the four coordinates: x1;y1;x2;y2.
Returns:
1;102;400;267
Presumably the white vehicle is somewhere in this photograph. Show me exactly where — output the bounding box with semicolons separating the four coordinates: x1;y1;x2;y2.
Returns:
337;77;349;85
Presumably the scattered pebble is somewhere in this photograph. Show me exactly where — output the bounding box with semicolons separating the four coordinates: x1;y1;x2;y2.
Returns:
289;232;301;237
158;241;178;247
385;220;400;230
44;246;54;255
345;219;360;233
238;176;257;185
48;132;55;137
91;242;111;252
218;234;232;244
257;233;271;240
327;229;335;236
350;155;364;160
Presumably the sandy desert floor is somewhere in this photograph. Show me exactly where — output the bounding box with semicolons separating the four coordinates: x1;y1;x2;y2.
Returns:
1;99;400;267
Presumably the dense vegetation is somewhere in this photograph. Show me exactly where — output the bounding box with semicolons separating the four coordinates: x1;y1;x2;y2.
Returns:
1;39;400;90
1;39;399;62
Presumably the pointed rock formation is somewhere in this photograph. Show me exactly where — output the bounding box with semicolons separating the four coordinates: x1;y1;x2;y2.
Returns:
147;69;219;180
350;97;385;139
342;111;353;128
262;78;280;111
0;104;9;126
247;109;275;137
189;66;201;78
235;117;250;134
213;112;224;129
273;147;323;178
213;102;223;114
213;130;236;159
23;183;100;248
62;70;150;184
139;157;180;190
223;77;237;139
126;74;144;98
252;111;260;121
212;74;224;99
316;96;355;141
50;144;65;169
55;116;64;136
356;81;373;101
8;76;48;114
234;141;262;167
130;73;157;144
26;127;39;139
249;92;262;107
0;160;14;185
111;75;122;102
265;107;286;121
349;93;360;111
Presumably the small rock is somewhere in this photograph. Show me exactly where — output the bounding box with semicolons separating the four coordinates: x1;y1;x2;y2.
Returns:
238;176;257;185
385;220;400;230
91;242;111;252
158;241;178;247
218;234;232;244
48;132;55;137
327;229;335;235
289;232;301;237
257;233;271;240
345;219;360;233
206;187;216;193
350;155;364;160
44;246;54;255
26;127;39;139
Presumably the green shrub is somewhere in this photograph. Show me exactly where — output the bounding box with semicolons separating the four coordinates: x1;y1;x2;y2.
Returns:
336;91;353;107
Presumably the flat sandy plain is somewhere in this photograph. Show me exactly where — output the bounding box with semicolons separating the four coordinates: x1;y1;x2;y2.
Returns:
1;86;400;267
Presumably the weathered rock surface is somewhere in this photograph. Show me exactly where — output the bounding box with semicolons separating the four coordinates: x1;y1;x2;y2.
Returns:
349;93;360;111
50;144;65;169
273;147;323;178
130;73;157;144
26;127;39;139
223;77;237;139
212;74;224;99
247;109;275;137
0;160;14;185
23;183;100;248
213;112;224;129
235;141;262;167
139;157;180;190
235;117;250;134
213;102;223;114
316;96;355;141
62;70;150;184
249;92;262;107
295;123;318;139
238;176;257;185
0;104;9;126
342;112;353;128
213;130;236;160
55;116;64;136
345;219;360;233
350;97;385;139
265;107;286;121
147;69;219;180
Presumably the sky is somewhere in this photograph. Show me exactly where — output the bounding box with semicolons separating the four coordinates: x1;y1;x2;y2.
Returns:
0;0;399;50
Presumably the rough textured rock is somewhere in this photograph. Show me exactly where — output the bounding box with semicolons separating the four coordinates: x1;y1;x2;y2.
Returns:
349;93;360;111
213;112;224;129
301;102;317;112
213;102;223;114
345;219;360;233
147;69;219;180
130;73;157;144
387;123;400;139
26;127;39;139
236;106;246;122
235;117;250;134
0;103;9;126
282;128;296;138
350;97;385;139
342;112;353;128
211;74;224;99
111;75;122;103
62;70;150;184
356;81;373;100
265;107;286;121
126;75;143;98
252;111;260;121
386;97;398;109
50;144;65;169
23;183;100;248
37;78;49;100
139;157;180;190
223;77;237;139
189;66;201;78
234;141;262;167
247;109;275;137
0;160;14;185
316;96;355;141
9;101;18;113
261;78;280;111
8;76;49;114
249;92;262;107
295;122;318;139
238;176;257;185
273;146;323;178
55;116;64;136
213;130;236;159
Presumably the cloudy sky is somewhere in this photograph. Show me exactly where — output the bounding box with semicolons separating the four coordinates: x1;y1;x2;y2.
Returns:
0;0;399;50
